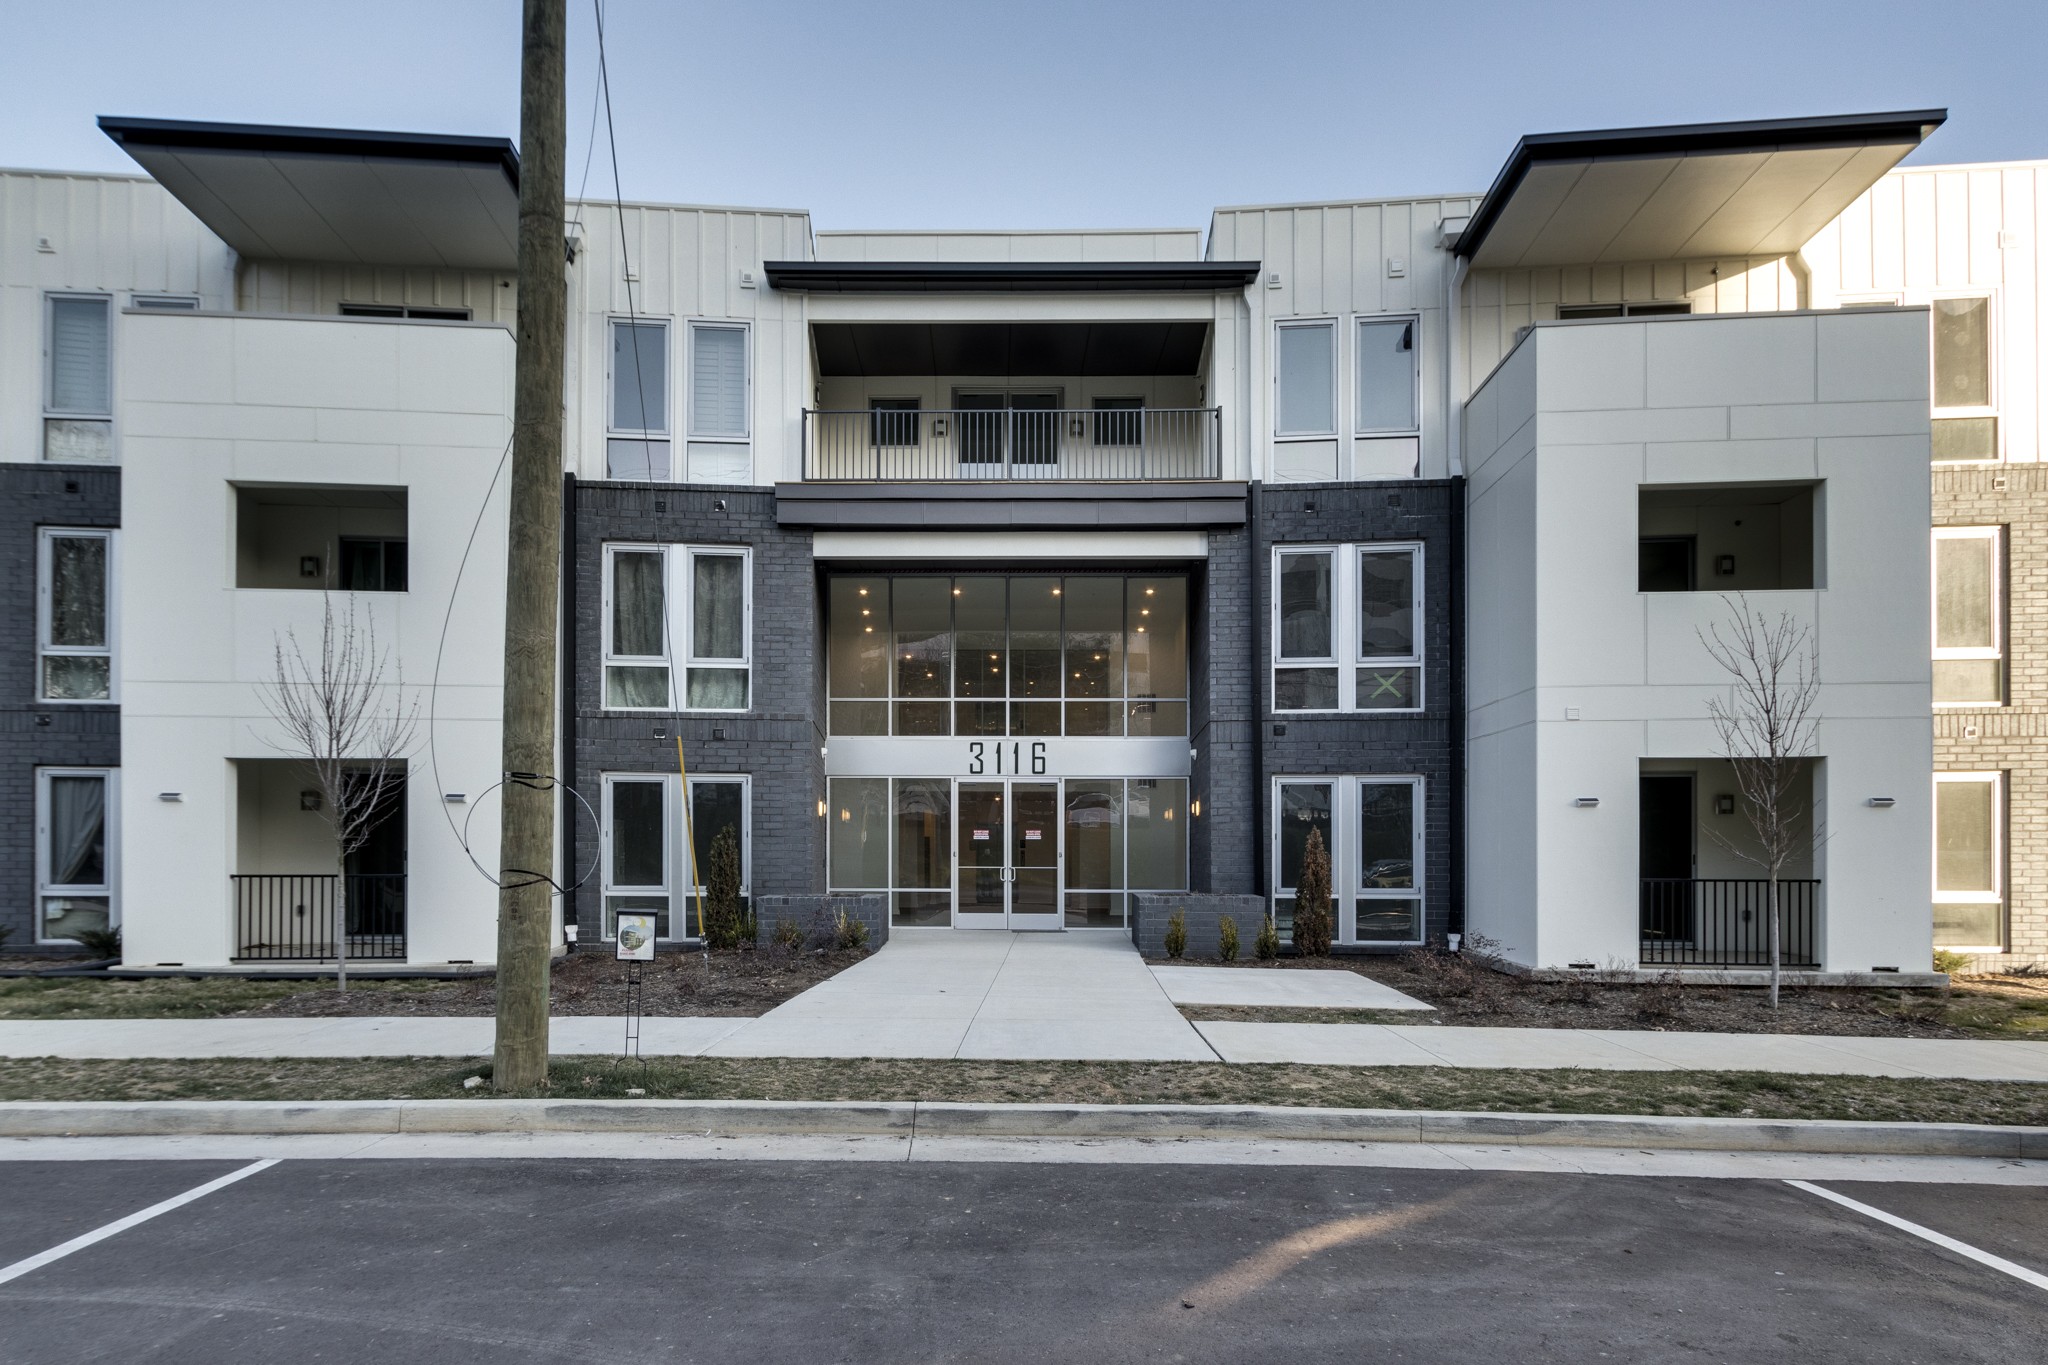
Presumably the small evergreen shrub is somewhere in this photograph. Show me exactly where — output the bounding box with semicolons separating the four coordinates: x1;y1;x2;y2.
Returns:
771;918;805;951
1217;914;1239;962
1933;948;1972;977
700;826;745;949
74;926;122;959
1292;828;1334;957
834;906;870;951
1163;909;1188;959
1254;917;1280;961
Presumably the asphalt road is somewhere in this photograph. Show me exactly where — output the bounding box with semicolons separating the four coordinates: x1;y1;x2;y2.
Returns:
2;1157;2044;1363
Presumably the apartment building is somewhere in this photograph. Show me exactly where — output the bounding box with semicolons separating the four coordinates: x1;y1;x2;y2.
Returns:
2;108;1975;977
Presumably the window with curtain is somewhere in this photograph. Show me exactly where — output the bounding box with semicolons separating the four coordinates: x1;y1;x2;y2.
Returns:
689;322;748;440
39;529;113;702
1934;772;2003;950
1932;527;2002;706
38;768;113;942
1931;296;1996;463
1356;317;1418;433
608;318;670;480
1273;543;1424;712
1275;321;1336;436
45;295;112;463
603;544;751;711
599;773;751;941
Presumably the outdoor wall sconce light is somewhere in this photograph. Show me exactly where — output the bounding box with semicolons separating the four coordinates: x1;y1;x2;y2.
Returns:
1190;799;1202;818
652;729;667;741
816;799;827;818
1573;796;1600;808
1715;554;1736;576
1868;796;1897;808
157;792;182;802
300;556;322;578
1070;417;1086;437
931;418;947;437
1715;793;1736;815
300;790;322;811
444;793;467;803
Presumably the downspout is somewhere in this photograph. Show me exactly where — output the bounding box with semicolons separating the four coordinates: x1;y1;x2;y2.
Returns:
1248;480;1266;903
559;471;578;949
1444;247;1469;945
1446;254;1470;478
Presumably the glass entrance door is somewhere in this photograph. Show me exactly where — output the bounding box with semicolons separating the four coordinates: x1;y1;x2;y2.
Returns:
953;780;1061;929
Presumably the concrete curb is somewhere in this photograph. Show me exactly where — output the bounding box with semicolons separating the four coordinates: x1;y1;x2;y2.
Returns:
2;1099;2043;1157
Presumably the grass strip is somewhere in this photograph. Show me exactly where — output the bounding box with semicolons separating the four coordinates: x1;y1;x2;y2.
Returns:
3;1056;2045;1127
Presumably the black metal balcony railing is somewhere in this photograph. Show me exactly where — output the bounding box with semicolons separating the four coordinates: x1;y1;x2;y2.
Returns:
1639;878;1818;969
802;406;1221;481
232;873;407;962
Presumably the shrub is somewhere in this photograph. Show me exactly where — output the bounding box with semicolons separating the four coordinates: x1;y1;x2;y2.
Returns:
73;926;122;959
834;906;870;951
700;826;745;949
1163;909;1188;959
1254;917;1280;961
1217;914;1239;962
1933;948;1973;977
771;918;805;952
1292;828;1333;957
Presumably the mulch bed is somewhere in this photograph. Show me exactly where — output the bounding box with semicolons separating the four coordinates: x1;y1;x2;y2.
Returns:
243;946;869;1019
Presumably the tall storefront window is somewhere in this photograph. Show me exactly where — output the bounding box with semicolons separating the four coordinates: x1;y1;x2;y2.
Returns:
826;573;1187;738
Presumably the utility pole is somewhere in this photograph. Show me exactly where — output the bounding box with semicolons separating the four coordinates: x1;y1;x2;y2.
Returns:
493;0;566;1092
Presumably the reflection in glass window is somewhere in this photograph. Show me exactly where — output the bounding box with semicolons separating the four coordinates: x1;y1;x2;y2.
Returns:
38;768;113;942
1274;544;1423;712
39;530;112;702
1934;773;2003;950
1356;317;1418;433
602;544;751;711
1932;528;2002;706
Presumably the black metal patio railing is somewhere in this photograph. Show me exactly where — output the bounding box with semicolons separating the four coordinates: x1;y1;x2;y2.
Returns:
232;873;407;962
801;406;1222;481
1639;877;1818;969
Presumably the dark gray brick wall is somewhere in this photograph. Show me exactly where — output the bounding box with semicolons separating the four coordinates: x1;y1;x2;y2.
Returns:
0;465;121;955
1131;892;1266;959
1255;480;1460;948
567;482;823;943
753;893;887;950
1192;521;1256;896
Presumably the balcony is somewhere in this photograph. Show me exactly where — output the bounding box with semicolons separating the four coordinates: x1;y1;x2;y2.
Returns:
1640;878;1819;969
802;405;1221;482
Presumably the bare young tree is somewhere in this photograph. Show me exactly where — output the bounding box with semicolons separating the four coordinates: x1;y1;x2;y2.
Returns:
260;596;419;991
1698;594;1820;1009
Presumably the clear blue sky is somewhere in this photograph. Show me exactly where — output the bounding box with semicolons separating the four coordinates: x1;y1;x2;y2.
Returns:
4;0;2043;232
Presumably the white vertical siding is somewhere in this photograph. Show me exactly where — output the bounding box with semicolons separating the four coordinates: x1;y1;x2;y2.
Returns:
815;229;1202;263
1804;160;2048;463
235;262;517;322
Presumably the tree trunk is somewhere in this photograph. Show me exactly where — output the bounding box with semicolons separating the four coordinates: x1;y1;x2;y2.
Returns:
1767;870;1781;1010
334;873;349;993
492;0;566;1094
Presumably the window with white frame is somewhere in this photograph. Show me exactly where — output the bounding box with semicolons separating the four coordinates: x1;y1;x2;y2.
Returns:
1275;319;1337;437
37;767;117;943
1934;771;2003;951
1932;527;2002;707
600;772;749;940
1931;296;1997;463
39;528;114;702
45;294;113;463
131;294;200;311
607;317;670;480
1355;316;1419;434
1273;543;1423;712
688;321;749;442
1272;776;1424;945
603;544;751;710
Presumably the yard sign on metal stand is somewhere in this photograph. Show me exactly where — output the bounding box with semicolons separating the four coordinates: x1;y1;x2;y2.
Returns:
615;910;655;1068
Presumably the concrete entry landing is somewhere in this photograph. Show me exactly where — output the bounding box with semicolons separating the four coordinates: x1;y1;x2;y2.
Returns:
704;929;1220;1062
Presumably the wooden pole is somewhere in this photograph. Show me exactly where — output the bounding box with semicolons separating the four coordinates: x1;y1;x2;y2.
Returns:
492;0;566;1093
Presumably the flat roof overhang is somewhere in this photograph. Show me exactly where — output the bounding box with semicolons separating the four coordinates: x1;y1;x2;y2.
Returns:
813;320;1210;377
1455;110;1946;269
99;116;520;269
765;261;1261;293
776;481;1247;531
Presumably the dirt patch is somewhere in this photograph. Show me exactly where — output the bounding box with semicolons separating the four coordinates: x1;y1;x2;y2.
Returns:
1167;951;2048;1039
5;1055;2046;1127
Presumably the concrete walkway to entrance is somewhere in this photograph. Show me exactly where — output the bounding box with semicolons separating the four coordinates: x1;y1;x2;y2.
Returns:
704;929;1219;1062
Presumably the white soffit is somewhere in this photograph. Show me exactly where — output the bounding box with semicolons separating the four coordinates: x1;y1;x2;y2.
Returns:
811;531;1209;560
1460;112;1944;269
100;118;520;270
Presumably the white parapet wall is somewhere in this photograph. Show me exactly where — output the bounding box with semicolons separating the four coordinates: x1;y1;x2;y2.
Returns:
1464;308;1934;973
116;310;515;967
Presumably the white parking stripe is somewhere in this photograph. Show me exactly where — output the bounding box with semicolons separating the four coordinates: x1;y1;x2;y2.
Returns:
1788;1179;2048;1292
0;1159;279;1287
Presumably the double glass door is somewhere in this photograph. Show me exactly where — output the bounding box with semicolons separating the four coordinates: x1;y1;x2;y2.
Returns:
955;781;1060;929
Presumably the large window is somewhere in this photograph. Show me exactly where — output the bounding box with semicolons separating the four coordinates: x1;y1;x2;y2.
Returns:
1355;316;1418;434
600;773;749;941
39;528;114;702
1931;296;1997;463
45;294;112;463
826;573;1188;738
37;768;116;943
1272;776;1424;945
607;317;670;480
1932;527;2002;707
1934;772;2003;951
1273;544;1423;712
1275;320;1337;437
688;321;749;441
602;544;751;711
